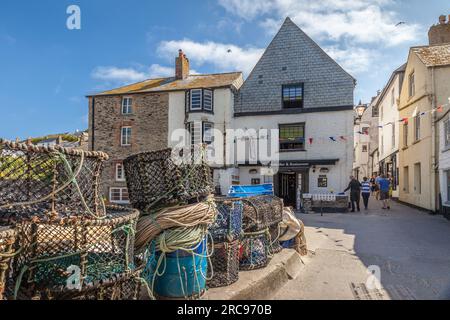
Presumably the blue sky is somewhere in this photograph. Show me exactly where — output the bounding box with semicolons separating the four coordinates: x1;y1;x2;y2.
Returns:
0;0;448;140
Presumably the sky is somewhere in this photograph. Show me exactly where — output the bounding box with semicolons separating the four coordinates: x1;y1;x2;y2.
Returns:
0;0;449;140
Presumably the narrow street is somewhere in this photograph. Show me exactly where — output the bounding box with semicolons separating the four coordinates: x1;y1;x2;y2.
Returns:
273;198;450;300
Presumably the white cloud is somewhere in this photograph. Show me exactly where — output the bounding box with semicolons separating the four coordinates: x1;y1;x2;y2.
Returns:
91;66;148;83
157;39;264;75
324;46;377;74
91;63;187;85
219;0;420;46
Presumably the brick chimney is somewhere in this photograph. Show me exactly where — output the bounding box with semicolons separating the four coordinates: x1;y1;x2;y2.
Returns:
428;15;450;45
175;49;190;80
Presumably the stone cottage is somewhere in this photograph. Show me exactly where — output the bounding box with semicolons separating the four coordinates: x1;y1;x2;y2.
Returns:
87;51;243;203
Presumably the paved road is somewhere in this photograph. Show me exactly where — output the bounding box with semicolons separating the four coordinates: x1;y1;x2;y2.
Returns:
273;198;450;300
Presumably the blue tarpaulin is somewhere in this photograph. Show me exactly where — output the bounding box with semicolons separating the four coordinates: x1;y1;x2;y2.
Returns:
228;184;274;198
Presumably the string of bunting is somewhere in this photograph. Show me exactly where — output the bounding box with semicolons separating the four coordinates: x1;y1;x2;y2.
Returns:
378;98;450;128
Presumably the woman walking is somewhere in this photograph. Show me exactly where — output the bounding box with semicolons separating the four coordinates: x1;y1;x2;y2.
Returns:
361;177;371;210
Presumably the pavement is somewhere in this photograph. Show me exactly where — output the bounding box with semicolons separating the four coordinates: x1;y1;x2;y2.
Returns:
273;198;450;300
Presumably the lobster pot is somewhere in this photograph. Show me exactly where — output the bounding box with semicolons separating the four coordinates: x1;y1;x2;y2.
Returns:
10;207;139;297
0;227;16;300
207;240;239;288
143;238;208;300
267;224;283;255
123;147;213;212
241;196;283;232
209;199;243;243
15;270;145;300
239;229;269;271
0;139;108;219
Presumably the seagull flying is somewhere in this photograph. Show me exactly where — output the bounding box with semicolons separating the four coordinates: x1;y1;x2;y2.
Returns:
395;22;406;26
227;49;232;53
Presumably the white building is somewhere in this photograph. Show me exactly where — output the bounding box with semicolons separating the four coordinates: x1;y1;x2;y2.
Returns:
232;18;355;207
377;64;406;198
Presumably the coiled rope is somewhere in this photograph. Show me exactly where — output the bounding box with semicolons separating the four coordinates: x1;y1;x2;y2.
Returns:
135;197;217;252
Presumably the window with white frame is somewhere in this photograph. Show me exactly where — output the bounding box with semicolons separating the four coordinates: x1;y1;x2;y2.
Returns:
202;122;214;144
109;187;129;204
116;163;125;181
203;90;213;111
122;97;133;114
187;122;201;146
121;127;132;146
263;175;274;184
444;119;450;148
190;89;203;111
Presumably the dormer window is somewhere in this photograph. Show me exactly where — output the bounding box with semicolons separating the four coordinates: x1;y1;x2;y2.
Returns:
122;97;133;114
188;89;214;112
282;84;304;109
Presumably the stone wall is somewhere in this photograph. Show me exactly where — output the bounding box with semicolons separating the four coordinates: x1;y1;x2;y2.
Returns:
88;92;169;200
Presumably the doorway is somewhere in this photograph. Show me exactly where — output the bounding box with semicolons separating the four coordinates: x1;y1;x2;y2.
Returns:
279;173;297;207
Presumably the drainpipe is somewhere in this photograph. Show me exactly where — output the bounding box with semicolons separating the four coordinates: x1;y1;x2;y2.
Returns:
431;67;438;213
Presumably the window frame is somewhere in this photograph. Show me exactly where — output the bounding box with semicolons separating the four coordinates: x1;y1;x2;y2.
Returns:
444;119;450;148
202;122;214;145
115;163;126;182
188;89;214;113
414;115;421;142
109;187;129;204
121;126;132;146
279;123;306;152
121;97;133;115
403;122;408;147
203;89;213;112
408;72;415;98
282;83;304;109
190;89;203;111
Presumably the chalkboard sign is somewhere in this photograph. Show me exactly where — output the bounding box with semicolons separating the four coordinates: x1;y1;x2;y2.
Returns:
318;175;328;188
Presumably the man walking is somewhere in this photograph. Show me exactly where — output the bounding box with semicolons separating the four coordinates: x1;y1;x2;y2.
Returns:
377;174;391;210
344;176;362;212
361;177;371;210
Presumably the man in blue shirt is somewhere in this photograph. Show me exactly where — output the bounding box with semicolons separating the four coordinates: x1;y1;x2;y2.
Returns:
377;174;391;210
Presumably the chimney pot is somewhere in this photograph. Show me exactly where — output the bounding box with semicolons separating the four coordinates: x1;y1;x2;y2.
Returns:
439;15;446;24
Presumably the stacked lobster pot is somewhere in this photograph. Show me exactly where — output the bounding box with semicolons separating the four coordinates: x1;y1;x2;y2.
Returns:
0;227;16;300
207;199;243;288
239;196;284;271
124;146;216;300
0;139;143;300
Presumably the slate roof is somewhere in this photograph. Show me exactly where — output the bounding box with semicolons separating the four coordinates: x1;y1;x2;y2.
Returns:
88;72;243;96
412;44;450;67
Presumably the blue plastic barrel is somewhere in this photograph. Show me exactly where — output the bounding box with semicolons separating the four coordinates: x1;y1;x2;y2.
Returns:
280;238;296;249
145;238;208;299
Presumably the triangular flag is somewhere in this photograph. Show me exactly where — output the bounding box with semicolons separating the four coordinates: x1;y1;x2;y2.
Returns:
412;106;418;117
340;136;347;141
329;137;337;142
437;105;444;112
403;118;409;125
309;138;313;145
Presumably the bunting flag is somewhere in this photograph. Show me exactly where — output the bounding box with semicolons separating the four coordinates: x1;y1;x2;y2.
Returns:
340;136;347;141
309;138;314;145
329;137;337;142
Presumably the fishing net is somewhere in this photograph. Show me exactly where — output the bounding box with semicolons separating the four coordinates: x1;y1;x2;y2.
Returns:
0;139;108;219
123;146;213;213
0;227;16;300
14;269;147;300
207;240;240;288
7;207;139;298
240;196;284;232
209;199;243;243
268;224;283;255
239;229;270;271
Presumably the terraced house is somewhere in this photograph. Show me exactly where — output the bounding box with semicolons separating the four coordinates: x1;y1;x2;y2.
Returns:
88;51;243;203
233;18;355;208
